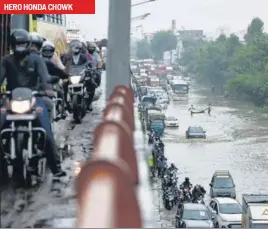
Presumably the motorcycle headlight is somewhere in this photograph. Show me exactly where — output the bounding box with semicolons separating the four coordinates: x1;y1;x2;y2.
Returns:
70;75;81;84
11;99;32;114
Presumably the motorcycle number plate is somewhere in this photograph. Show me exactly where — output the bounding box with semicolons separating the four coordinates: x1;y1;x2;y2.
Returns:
7;114;35;121
68;84;84;88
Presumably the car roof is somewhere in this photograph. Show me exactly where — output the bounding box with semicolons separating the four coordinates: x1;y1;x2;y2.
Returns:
213;170;231;177
189;125;203;128
184;203;207;210
213;197;239;204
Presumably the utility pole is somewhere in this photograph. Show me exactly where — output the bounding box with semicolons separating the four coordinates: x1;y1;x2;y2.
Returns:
106;0;131;100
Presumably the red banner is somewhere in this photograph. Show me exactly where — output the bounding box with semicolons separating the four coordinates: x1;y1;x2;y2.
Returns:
0;0;95;14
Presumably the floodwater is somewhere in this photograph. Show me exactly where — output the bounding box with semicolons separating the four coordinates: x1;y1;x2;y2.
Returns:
159;83;268;227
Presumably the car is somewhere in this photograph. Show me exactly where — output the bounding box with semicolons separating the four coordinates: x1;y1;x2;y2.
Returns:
209;170;236;198
165;116;179;127
186;126;206;139
175;203;214;228
155;99;168;110
206;197;242;228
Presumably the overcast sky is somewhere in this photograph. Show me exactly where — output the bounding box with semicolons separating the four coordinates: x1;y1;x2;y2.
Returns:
68;0;268;40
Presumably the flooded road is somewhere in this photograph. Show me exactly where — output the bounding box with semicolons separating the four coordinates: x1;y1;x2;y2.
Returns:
159;83;268;227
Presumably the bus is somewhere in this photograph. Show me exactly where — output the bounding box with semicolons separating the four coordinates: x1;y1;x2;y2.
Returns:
0;14;67;58
170;79;189;101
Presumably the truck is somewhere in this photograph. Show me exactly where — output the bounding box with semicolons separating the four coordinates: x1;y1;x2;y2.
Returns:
242;194;268;228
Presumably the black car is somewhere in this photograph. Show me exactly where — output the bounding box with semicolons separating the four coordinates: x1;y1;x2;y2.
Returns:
186;126;206;139
209;170;236;199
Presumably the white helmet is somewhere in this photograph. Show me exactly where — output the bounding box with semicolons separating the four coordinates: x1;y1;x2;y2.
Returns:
42;40;55;48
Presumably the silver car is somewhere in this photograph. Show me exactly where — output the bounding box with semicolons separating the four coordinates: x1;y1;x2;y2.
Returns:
206;197;242;227
175;203;214;228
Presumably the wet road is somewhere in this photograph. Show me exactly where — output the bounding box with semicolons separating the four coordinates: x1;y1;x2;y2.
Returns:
159;82;268;227
0;75;106;228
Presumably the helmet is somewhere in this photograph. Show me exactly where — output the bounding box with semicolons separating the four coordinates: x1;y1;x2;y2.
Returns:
87;42;97;53
42;40;55;58
10;29;31;57
185;177;189;182
30;32;45;50
70;39;82;55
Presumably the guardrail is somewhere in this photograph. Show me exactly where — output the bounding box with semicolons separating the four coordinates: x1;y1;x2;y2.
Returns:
76;85;142;228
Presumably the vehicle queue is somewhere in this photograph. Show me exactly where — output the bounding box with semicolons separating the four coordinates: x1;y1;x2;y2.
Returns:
132;59;268;228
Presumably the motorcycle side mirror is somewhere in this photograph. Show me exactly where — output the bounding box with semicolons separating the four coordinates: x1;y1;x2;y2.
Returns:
211;215;215;220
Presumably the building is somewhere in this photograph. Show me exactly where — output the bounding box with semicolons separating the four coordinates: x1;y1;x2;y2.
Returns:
66;21;80;43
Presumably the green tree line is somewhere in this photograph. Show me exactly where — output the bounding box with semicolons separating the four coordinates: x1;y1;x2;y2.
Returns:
180;17;268;107
136;30;177;60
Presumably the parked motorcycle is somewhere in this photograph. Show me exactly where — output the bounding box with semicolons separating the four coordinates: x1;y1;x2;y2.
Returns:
0;88;47;186
164;188;175;210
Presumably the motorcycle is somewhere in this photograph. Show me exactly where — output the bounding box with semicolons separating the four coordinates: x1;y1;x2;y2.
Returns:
164;188;175;210
0;88;47;186
179;186;192;203
68;74;87;123
51;82;65;133
193;195;204;204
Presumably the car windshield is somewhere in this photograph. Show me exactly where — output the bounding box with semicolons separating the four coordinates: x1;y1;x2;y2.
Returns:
189;127;203;133
214;177;234;188
183;209;210;220
151;120;164;126
167;117;177;121
219;203;242;214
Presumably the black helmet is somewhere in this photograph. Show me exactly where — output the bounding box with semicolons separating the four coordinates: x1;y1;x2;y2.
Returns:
30;32;45;50
42;40;55;58
10;29;31;57
70;39;82;55
185;177;189;181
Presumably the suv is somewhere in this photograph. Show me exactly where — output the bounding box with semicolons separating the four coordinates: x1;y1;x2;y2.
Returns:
207;197;242;228
209;170;236;198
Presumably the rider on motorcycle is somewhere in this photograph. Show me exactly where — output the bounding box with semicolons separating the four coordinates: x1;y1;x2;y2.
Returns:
148;154;155;176
192;185;206;202
155;137;164;148
180;177;192;189
0;29;66;178
42;40;69;119
86;42;103;111
30;32;55;122
61;40;88;110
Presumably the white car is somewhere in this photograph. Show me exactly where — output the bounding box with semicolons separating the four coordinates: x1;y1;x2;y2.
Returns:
207;197;242;228
165;116;179;127
155;100;168;110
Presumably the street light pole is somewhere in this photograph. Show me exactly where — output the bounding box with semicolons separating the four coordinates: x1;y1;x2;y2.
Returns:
106;0;131;100
131;13;150;21
132;0;155;7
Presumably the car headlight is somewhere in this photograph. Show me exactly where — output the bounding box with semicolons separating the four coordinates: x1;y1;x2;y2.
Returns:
70;75;81;84
11;100;32;114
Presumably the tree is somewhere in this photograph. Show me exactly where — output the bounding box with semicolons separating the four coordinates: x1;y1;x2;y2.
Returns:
136;39;152;59
179;17;268;107
150;30;177;60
